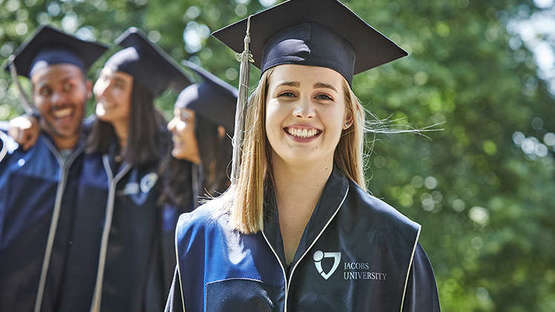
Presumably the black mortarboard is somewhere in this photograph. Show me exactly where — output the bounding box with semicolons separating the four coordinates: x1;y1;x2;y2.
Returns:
5;25;108;78
212;0;408;85
176;60;238;131
105;27;191;96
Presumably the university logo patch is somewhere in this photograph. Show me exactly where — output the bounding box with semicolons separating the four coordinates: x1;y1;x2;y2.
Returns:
120;172;159;196
140;172;158;193
313;250;341;280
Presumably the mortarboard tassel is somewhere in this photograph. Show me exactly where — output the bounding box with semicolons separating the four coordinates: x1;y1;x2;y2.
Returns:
8;55;37;116
230;15;253;184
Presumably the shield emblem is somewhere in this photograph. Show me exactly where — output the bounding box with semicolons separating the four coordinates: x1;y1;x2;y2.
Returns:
313;250;341;280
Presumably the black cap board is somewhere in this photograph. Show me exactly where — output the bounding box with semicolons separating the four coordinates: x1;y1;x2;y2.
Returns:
4;25;108;78
212;0;408;85
176;60;238;132
105;27;191;96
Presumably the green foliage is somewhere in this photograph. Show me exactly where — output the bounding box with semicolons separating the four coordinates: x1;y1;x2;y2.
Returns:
1;0;554;310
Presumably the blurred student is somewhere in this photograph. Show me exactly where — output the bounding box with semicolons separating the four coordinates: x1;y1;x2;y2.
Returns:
158;61;236;285
56;27;190;312
0;25;106;312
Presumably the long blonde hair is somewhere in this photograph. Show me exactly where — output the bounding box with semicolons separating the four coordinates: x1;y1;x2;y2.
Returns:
229;67;366;234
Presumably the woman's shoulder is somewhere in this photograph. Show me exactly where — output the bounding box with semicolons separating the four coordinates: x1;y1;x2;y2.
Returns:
175;197;230;243
346;180;421;237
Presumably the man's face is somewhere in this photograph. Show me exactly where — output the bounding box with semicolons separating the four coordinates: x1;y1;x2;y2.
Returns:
31;64;91;147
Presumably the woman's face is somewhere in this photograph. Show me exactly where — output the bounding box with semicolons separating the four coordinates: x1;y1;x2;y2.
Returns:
168;107;200;164
93;67;133;124
265;64;351;167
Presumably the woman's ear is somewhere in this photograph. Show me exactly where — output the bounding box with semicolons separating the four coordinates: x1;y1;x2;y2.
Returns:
217;125;226;139
343;109;353;130
86;80;93;99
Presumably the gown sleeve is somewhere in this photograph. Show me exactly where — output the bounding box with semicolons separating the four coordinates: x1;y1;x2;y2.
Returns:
402;243;441;312
0;134;5;163
165;266;185;312
0;128;12;163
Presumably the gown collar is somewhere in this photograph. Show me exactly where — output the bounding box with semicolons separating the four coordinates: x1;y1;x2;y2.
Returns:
262;165;350;271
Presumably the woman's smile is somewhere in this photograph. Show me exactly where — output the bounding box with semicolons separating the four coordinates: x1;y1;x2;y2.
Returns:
283;125;323;143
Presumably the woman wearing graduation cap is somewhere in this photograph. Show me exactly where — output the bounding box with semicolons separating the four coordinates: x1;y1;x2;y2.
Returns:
56;27;191;312
160;60;236;209
165;0;440;311
157;61;236;289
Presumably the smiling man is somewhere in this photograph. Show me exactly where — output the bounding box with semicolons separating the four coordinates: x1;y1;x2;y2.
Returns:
31;62;88;150
0;25;107;311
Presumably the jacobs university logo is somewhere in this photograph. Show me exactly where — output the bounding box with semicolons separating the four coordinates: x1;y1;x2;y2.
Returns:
313;250;341;280
121;172;159;195
313;250;389;281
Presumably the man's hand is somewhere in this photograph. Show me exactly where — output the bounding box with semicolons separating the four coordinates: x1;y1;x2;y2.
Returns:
8;115;39;151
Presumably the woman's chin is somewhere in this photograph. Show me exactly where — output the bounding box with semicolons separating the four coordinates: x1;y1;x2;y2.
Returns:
95;110;111;122
171;149;187;160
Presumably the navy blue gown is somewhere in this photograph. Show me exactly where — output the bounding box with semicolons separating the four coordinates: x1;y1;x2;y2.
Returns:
0;131;84;312
57;134;176;311
165;167;441;312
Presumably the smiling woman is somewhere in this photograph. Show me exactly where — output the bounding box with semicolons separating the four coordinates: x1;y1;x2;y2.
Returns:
165;0;440;312
265;65;357;184
159;60;236;211
93;68;133;128
56;28;191;312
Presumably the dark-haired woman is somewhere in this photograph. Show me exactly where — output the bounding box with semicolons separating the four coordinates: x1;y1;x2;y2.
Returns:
56;28;190;312
158;61;236;289
159;112;232;210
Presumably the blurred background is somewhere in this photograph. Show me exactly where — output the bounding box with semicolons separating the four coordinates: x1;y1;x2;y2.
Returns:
0;0;554;310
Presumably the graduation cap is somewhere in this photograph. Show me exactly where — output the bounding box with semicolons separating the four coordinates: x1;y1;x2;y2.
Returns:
212;0;408;183
177;60;238;132
212;0;408;85
105;27;191;96
5;24;108;78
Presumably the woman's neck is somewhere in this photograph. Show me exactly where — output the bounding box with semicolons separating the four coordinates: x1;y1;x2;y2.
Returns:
112;118;129;151
272;155;333;264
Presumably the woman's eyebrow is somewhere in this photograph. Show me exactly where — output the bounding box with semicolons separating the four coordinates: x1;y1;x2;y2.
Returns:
112;77;127;85
313;82;337;92
276;81;300;88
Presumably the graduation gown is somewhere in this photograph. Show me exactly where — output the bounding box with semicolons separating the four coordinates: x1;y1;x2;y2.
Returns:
165;167;440;312
0;132;84;312
158;160;200;294
57;143;169;311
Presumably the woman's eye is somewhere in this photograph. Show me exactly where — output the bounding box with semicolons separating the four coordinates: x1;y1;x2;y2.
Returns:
180;113;191;122
278;91;296;98
315;93;333;101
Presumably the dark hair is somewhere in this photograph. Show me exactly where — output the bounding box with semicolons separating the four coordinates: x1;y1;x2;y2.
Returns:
87;79;168;165
158;157;194;209
159;113;232;208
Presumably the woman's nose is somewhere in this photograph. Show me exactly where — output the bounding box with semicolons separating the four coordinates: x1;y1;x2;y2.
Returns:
167;118;176;132
293;96;315;119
